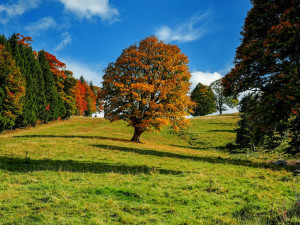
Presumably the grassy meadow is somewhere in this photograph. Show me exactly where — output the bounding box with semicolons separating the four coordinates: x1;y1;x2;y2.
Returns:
0;114;299;224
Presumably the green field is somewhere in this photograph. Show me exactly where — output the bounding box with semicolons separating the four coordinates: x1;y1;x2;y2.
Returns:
0;114;299;224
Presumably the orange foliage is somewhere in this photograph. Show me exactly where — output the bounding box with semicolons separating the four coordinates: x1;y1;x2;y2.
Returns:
102;36;194;141
45;104;50;111
16;33;32;47
44;51;66;78
74;81;88;115
84;83;97;113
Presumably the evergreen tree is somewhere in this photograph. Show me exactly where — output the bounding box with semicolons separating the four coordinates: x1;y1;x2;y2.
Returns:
9;34;38;126
89;81;96;95
236;94;264;151
0;44;26;131
25;46;47;123
0;34;8;48
84;83;96;117
43;51;67;119
63;70;77;119
191;83;216;116
38;50;64;121
80;76;86;84
223;0;299;154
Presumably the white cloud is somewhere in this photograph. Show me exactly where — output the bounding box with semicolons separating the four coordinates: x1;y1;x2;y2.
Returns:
0;0;39;24
156;13;211;43
190;71;222;90
59;0;119;22
25;17;56;36
61;58;103;87
55;32;72;51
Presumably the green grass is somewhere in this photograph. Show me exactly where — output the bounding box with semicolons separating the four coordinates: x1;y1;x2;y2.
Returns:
0;114;299;224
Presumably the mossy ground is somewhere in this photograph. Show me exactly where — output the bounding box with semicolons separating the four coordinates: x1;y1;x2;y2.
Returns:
0;114;299;224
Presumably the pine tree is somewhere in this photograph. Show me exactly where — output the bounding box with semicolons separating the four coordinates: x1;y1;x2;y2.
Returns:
63;70;77;119
25;46;47;123
236;94;264;151
38;50;64;121
0;44;25;131
9;34;38;126
43;51;67;119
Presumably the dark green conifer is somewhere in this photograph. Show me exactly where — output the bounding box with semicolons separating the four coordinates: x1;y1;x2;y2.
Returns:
9;34;37;126
25;47;47;122
38;50;64;121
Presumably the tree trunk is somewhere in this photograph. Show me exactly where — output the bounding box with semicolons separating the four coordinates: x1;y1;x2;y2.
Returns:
218;103;222;114
131;127;143;143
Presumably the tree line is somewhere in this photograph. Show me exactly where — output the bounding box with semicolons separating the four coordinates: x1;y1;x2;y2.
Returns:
0;33;101;132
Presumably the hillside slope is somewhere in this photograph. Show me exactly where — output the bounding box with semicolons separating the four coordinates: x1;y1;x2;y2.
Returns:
0;115;299;224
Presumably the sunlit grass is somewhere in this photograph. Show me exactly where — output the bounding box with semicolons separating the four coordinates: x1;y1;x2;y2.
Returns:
0;115;299;224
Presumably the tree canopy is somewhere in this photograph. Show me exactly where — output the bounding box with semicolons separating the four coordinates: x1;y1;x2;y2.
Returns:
102;36;194;142
210;79;238;114
191;83;216;116
0;44;25;131
0;33;101;132
223;0;299;154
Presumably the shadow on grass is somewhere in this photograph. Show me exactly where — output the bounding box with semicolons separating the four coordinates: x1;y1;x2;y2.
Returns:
0;156;181;175
206;122;237;127
14;135;131;143
169;144;200;150
92;144;294;172
170;144;227;151
207;129;236;133
11;135;294;172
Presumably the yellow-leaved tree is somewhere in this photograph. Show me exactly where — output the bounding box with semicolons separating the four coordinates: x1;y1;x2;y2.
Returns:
101;36;195;142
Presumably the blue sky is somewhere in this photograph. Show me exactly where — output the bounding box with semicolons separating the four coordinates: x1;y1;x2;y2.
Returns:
0;0;252;113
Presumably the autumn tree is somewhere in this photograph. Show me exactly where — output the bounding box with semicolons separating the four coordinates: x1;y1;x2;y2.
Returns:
223;0;299;154
94;86;104;113
74;80;88;115
84;83;97;117
0;32;100;132
210;79;238;114
191;83;216;116
102;36;194;142
90;82;103;114
0;44;25;131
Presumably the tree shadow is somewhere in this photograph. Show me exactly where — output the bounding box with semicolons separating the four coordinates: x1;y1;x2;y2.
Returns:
207;129;236;133
14;135;131;143
207;122;237;127
170;144;228;151
169;144;200;150
0;156;181;175
92;144;295;172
